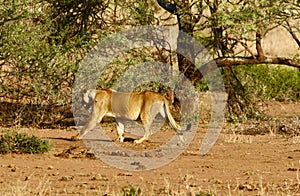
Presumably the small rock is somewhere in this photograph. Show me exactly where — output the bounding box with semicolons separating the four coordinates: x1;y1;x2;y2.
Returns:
117;172;132;176
8;164;16;168
8;164;17;172
131;161;140;166
76;183;88;188
90;174;108;181
90;185;97;190
51;172;59;176
70;135;80;141
60;176;74;181
288;168;298;171
47;165;54;170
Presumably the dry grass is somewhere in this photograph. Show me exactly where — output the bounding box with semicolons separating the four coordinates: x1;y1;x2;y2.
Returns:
1;176;299;196
0;175;51;196
223;132;254;144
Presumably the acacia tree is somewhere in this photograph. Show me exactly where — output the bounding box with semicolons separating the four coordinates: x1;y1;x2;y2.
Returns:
0;0;158;126
158;0;300;68
157;0;300;118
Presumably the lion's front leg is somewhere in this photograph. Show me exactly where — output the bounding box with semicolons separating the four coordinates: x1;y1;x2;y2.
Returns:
116;120;125;142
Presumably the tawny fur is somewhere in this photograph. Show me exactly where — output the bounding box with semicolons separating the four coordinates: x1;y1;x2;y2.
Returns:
78;89;184;144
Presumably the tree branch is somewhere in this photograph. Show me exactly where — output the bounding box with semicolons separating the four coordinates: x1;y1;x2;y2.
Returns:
255;30;265;60
157;0;177;14
215;57;300;68
284;20;300;48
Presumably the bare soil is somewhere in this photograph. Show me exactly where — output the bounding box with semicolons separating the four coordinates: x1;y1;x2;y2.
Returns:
0;101;300;195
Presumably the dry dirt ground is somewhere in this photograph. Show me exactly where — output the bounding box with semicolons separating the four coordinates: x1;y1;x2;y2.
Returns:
0;101;300;195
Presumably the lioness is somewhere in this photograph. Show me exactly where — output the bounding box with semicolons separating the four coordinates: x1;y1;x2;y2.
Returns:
77;89;189;144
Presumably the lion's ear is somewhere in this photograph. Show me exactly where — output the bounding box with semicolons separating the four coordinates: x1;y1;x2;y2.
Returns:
89;90;96;100
83;89;96;104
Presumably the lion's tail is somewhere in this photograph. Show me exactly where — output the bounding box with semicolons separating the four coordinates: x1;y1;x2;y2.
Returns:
164;103;180;130
163;99;191;131
163;99;192;145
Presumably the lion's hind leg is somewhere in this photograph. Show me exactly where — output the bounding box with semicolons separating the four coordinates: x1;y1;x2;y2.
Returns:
134;102;162;144
79;107;106;139
134;113;153;144
134;124;151;144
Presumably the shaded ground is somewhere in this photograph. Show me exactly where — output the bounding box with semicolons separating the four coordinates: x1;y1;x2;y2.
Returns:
0;101;299;195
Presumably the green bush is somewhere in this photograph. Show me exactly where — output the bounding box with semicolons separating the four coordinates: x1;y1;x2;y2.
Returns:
0;131;52;154
235;64;300;101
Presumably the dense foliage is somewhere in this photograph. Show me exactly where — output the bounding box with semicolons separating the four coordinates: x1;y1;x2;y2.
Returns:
0;0;299;126
236;65;300;101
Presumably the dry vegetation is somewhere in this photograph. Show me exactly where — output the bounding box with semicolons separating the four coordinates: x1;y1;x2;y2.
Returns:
0;0;299;195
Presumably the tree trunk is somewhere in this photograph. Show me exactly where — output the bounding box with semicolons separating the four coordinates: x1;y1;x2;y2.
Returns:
157;0;203;85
